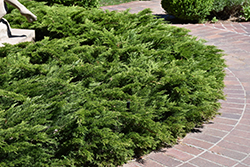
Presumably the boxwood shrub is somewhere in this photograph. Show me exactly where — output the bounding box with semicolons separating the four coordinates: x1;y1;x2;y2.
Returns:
161;0;250;21
1;2;226;166
161;0;214;22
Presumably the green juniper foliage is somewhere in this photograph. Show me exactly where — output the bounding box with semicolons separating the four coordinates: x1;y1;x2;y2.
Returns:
34;0;99;7
1;2;226;166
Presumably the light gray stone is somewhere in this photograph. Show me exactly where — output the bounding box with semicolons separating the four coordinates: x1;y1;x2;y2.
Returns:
0;18;35;47
0;0;36;46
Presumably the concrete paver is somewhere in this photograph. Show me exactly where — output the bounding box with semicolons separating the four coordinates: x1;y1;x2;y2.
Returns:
101;1;250;166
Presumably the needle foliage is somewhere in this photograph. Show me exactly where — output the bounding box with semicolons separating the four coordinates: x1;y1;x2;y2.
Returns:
1;2;226;166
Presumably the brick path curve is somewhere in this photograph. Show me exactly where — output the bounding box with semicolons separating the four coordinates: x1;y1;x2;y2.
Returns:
101;1;250;166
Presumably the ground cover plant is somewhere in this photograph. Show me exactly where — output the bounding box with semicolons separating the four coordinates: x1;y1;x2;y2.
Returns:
1;1;226;166
7;0;141;8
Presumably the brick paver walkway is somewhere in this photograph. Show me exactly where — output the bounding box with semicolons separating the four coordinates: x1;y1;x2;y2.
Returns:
101;1;250;166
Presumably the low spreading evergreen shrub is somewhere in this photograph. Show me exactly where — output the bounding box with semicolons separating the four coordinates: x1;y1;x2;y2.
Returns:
36;0;99;7
1;2;226;166
161;0;214;22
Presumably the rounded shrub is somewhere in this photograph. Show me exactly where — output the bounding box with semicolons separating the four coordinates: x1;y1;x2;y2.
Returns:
161;0;214;21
